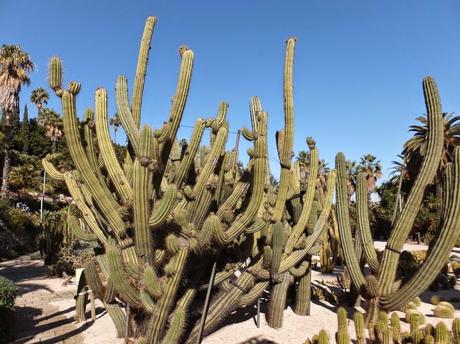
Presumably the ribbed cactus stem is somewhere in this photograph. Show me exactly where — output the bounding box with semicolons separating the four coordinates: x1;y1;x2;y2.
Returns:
49;56;62;92
270;221;284;281
356;172;379;272
115;76;140;155
106;238;140;306
378;77;444;296
435;322;450;344
272;37;296;220
132;16;157;127
63;172;107;244
95;88;133;202
354;312;365;344
335;152;366;290
337;307;348;332
381;149;460;310
147;249;189;344
294;264;311;315
149;184;177;228
266;272;289;328
174;118;206;186
61;90;126;237
318;329;329;344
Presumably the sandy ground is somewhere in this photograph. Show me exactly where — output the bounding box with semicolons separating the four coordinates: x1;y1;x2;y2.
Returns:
2;241;459;343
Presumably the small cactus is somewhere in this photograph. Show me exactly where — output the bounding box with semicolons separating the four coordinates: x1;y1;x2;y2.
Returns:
435;321;450;344
433;302;455;319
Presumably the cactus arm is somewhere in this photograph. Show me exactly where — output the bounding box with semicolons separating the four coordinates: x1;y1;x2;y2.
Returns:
67;211;97;242
106;238;141;306
335;152;367;290
115;76;141;155
378;77;445;296
82;108;109;186
270;221;284;281
63;172;108;245
210;101;228;145
185;264;260;343
216;179;250;218
187;128;227;226
42;155;65;181
61;91;127;237
284;146;319;254
143;264;163;299
158;48;194;167
237;281;269;307
132;16;157;127
381;152;460;310
149;184;177;228
146;249;189;344
278;171;336;273
217;110;268;243
356;172;379;272
95;88;133;203
133;126;154;264
272;37;296;220
294;264;311;315
49;56;63;93
266;272;290;328
174;118;206;186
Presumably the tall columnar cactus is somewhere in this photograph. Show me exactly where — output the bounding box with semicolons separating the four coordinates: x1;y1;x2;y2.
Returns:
335;77;460;323
42;16;278;343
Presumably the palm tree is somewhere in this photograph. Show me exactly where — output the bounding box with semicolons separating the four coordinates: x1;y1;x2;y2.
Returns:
345;159;358;200
30;87;49;118
403;112;460;187
109;112;121;143
357;154;383;194
0;44;34;197
41;108;62;151
403;113;460;216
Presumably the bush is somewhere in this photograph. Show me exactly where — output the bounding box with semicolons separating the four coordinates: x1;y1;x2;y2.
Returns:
48;240;94;276
0;276;18;343
0;199;40;258
0;276;18;308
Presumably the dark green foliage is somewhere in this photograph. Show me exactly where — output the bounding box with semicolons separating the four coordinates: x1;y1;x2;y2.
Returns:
19;105;30;153
0;276;17;308
0;199;40;257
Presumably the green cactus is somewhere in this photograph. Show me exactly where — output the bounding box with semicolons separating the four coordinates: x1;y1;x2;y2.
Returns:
354;311;365;344
433;303;455;318
436;321;450;344
453;318;460;341
334;76;460;325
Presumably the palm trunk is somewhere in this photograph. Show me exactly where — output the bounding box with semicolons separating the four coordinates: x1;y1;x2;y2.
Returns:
1;141;10;198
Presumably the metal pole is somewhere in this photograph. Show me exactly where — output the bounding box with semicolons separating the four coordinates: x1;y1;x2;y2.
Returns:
40;170;46;223
125;304;130;343
256;297;261;328
197;260;218;344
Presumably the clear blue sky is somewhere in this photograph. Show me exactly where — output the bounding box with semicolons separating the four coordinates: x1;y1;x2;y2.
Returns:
1;1;459;180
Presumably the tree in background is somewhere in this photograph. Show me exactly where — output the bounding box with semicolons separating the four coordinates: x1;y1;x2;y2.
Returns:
357;153;383;194
30;87;49;118
19;104;30;153
0;45;34;197
403;112;460;202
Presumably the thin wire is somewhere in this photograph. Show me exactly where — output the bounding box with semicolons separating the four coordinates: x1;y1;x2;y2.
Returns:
179;124;239;134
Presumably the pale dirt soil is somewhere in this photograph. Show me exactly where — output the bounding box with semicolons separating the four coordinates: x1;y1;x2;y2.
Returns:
1;241;459;344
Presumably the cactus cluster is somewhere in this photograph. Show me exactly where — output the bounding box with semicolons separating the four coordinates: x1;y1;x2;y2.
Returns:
335;76;460;322
43;16;338;343
306;310;460;344
42;14;460;343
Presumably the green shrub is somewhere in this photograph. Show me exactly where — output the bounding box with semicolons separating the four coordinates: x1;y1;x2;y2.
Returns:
48;240;94;276
0;276;17;308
